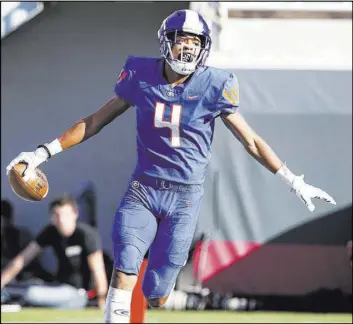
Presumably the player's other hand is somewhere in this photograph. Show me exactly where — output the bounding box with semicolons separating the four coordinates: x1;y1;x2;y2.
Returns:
291;175;336;212
6;148;49;181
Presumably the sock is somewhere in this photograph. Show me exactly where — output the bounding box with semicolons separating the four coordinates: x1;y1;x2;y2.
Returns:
104;287;132;323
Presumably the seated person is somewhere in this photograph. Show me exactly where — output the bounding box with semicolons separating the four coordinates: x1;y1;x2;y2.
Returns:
1;199;53;283
1;195;108;310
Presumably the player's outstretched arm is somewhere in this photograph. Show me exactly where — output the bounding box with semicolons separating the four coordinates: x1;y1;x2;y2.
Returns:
221;111;336;212
6;96;130;181
58;95;131;150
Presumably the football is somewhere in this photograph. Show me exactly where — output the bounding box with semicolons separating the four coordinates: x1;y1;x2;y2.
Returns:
8;163;49;202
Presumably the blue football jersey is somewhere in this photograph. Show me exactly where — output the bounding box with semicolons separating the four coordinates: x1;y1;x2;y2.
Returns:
114;56;239;185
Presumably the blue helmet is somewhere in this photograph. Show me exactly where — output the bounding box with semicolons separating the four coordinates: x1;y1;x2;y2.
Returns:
158;9;212;75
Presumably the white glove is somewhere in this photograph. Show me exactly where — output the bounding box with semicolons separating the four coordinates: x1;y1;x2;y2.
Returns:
6;140;62;182
6;148;49;182
291;174;336;212
277;165;336;212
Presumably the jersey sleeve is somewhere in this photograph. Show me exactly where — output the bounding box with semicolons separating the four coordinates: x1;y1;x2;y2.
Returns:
114;56;136;104
216;73;240;114
35;225;56;248
82;225;102;255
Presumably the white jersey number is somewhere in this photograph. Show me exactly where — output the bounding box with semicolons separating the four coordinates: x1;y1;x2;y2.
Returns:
154;102;182;147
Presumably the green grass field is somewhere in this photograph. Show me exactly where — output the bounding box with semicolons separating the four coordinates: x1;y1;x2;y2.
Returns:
1;308;352;323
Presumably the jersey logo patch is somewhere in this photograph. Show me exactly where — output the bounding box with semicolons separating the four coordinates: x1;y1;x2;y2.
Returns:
131;181;140;189
223;87;239;105
166;90;175;97
185;89;201;100
117;70;128;84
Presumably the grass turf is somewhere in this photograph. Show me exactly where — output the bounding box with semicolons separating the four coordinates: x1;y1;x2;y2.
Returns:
1;308;352;323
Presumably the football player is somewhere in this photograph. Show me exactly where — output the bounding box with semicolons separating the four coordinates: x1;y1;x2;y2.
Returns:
6;9;336;323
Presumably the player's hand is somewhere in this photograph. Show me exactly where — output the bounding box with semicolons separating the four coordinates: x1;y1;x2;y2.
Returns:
6;148;49;181
97;296;106;312
291;175;336;212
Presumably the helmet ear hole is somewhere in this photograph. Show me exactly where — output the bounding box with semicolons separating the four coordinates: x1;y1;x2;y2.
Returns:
166;32;174;42
199;36;206;49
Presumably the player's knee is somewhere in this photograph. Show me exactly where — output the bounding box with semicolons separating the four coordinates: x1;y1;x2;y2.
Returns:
147;296;169;308
114;244;142;275
142;269;175;305
142;269;159;298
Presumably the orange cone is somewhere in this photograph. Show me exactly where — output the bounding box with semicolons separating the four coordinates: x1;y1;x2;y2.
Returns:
130;259;148;323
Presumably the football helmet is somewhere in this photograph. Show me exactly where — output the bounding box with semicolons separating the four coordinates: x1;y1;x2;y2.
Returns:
158;9;212;75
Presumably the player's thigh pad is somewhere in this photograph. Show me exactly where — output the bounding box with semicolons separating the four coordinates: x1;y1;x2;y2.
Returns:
112;184;157;274
143;187;203;298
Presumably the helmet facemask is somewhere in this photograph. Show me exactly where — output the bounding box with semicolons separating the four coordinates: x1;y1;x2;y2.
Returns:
159;30;211;76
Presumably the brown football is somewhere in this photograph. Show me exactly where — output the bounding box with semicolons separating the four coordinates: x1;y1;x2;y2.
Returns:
8;163;49;202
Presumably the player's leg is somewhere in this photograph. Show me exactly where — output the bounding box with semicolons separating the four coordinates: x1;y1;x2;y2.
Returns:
105;183;157;323
142;186;204;308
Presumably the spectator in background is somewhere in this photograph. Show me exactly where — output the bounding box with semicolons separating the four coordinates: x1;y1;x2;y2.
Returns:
1;199;53;283
1;199;28;270
1;195;108;310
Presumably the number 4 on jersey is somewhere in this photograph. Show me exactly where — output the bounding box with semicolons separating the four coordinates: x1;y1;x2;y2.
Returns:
154;102;182;147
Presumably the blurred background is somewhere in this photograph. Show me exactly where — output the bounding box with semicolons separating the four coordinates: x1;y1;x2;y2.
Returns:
1;1;352;322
